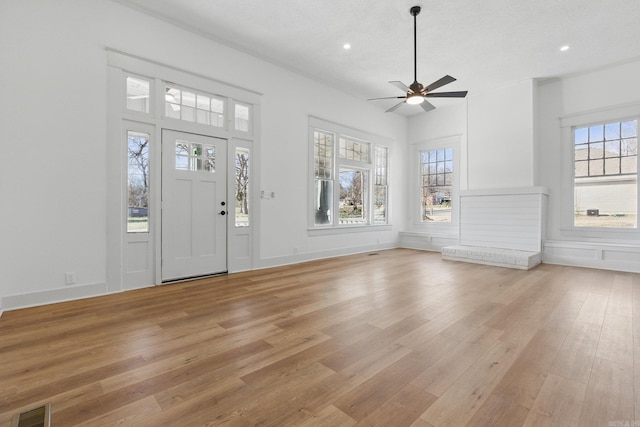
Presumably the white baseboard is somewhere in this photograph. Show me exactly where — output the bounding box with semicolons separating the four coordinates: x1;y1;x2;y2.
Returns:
2;282;109;311
543;240;640;273
399;232;458;252
255;241;399;270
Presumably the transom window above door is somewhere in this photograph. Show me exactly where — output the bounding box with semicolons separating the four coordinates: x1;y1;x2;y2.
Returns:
165;84;225;127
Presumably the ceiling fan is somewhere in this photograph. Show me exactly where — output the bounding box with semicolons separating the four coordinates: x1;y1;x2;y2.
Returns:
368;5;468;113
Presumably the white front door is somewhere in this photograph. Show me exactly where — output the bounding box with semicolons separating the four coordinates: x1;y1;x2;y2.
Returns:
161;129;227;281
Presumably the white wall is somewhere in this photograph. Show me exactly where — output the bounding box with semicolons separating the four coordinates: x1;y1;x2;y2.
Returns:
408;79;537;192
467;79;536;189
0;0;407;308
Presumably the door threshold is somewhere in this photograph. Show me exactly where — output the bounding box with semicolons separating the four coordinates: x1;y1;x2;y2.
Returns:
161;271;228;284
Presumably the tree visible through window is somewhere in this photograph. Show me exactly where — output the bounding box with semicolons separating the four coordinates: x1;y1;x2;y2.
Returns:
574;120;637;228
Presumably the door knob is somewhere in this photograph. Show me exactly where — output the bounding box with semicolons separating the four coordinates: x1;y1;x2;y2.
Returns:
219;210;226;215
221;201;226;206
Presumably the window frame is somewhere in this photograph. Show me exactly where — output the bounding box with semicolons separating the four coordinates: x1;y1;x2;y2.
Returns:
308;117;392;234
559;103;640;239
411;135;461;232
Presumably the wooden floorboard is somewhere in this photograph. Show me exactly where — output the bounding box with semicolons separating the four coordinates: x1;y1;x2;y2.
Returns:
1;248;639;426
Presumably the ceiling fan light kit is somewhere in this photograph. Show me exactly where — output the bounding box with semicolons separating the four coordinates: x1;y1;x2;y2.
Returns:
368;5;468;113
406;93;425;105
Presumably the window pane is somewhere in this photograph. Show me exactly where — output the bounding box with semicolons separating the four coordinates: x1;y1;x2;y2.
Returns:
182;91;196;107
575;160;588;177
374;186;387;224
445;148;453;161
605;141;620;158
235;103;250;132
621;156;637;174
589;125;604;142
182;106;195;122
622;139;637;156
196;94;210;110
605;123;620;140
235;148;250;227
575;145;588;161
126;76;150;113
575;127;588;144
165;103;180;119
314;180;333;225
621;120;637;138
314;131;333;179
589;142;603;159
127;131;150;233
339;169;368;225
589;159;603;176
604;158;620;175
197;109;210;125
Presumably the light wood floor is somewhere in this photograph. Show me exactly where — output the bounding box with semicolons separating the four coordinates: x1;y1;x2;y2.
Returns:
1;248;639;426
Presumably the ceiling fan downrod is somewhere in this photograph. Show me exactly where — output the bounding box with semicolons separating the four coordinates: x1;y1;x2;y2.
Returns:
410;6;421;88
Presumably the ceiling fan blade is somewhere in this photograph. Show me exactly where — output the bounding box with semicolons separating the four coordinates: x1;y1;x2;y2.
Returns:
389;81;412;93
421;100;436;112
424;75;456;93
425;91;468;98
385;101;405;113
368;96;407;101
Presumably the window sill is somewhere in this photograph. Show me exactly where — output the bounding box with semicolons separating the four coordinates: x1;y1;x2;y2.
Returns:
308;224;392;236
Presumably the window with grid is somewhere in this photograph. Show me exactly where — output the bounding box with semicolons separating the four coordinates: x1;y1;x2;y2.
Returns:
374;146;388;224
339;137;369;162
313;130;335;225
164;84;225;127
310;120;390;229
420;148;453;223
573;119;637;228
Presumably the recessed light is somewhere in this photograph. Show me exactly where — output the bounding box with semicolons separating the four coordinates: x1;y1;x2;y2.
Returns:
560;45;570;52
343;43;351;50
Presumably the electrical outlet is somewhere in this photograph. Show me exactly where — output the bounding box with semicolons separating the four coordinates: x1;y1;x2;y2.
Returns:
65;272;76;285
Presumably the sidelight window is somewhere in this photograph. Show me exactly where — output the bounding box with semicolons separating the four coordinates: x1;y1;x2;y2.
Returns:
127;131;150;232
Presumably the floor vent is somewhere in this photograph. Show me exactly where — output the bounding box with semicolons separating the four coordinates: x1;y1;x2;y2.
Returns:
12;403;50;427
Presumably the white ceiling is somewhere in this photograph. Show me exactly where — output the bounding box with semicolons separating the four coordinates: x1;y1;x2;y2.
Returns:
115;0;640;115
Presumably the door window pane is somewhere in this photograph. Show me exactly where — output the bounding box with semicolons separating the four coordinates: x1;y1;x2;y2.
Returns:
127;131;150;232
175;140;215;173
